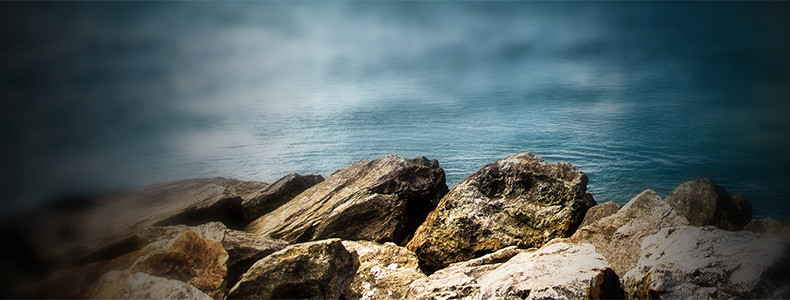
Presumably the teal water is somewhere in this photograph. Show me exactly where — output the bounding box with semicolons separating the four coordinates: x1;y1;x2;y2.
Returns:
1;2;789;218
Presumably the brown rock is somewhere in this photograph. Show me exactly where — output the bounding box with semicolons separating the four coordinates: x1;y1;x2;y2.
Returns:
246;155;447;245
341;241;426;299
242;173;324;222
86;271;212;300
665;178;752;230
579;201;621;228
406;152;595;273
565;189;688;275
227;239;359;299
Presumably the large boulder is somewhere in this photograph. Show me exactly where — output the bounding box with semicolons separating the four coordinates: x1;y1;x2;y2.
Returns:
227;239;359;299
579;201;621;228
242;173;325;222
86;271;212;300
406;152;595;273
246;155;448;245
664;178;752;230
623;226;790;299
341;241;426;300
564;189;688;275
406;242;623;299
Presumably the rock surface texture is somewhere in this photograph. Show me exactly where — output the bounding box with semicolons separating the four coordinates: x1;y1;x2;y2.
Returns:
564;189;688;275
247;155;448;245
227;239;359;300
579;201;621;228
241;173;325;222
341;240;426;300
406;242;623;299
406;152;595;273
623;226;790;299
664;178;752;230
86;271;212;300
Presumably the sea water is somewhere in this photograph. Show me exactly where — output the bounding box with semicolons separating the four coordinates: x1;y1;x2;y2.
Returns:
1;2;789;218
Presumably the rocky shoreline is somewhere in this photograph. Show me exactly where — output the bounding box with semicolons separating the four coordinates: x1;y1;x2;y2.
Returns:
1;152;788;299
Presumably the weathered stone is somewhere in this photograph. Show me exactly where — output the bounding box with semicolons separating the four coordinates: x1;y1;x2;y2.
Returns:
579;201;621;228
745;217;790;234
86;271;212;300
564;189;688;275
227;239;359;299
242;173;324;222
130;231;228;299
341;241;426;300
665;178;752;230
623;226;790;299
406;242;623;299
246;155;447;245
406;152;595;273
184;177;270;203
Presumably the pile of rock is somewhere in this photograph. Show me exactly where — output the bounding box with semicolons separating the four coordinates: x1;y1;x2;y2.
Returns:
2;152;788;299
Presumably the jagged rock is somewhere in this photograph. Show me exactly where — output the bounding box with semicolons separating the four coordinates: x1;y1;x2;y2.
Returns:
227;239;359;299
564;189;688;275
185;177;270;203
129;231;228;299
406;242;623;299
242;173;325;222
665;178;752;230
406;153;595;273
341;241;426;299
579;201;621;228
246;155;447;245
623;226;790;299
86;271;212;299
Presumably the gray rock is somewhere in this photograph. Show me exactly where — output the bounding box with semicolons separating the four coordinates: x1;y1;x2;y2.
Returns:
665;178;752;230
242;173;324;222
564;189;688;275
623;226;790;299
341;240;426;300
228;239;359;299
579;201;621;228
86;271;212;300
745;217;790;234
406;153;595;273
406;242;623;299
246;155;447;245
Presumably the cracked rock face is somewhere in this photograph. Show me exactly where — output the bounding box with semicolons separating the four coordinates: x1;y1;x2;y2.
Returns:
624;226;790;299
246;155;448;245
406;152;595;273
341;240;426;300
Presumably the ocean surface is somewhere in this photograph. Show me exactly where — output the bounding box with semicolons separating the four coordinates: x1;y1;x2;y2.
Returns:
2;2;790;218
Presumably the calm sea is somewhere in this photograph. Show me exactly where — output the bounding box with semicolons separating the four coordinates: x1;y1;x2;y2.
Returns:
2;2;789;218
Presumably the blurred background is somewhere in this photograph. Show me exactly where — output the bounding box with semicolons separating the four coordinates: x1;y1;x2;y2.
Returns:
1;2;789;218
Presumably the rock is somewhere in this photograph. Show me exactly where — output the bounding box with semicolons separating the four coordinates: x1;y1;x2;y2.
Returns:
227;239;359;299
129;231;229;299
185;177;270;203
242;173;325;223
406;152;595;273
623;226;790;299
26;182;244;268
86;271;212;300
745;217;790;234
406;242;623;299
246;155;448;245
665;178;752;230
341;241;426;300
564;189;688;275
579;201;621;228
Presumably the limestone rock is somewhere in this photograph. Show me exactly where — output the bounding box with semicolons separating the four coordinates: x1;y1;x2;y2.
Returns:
86;271;212;300
246;155;447;245
130;231;228;299
242;173;324;222
227;239;359;299
406;243;623;299
665;178;752;230
579;201;621;228
406;152;595;273
341;241;426;300
565;189;688;275
623;226;790;299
